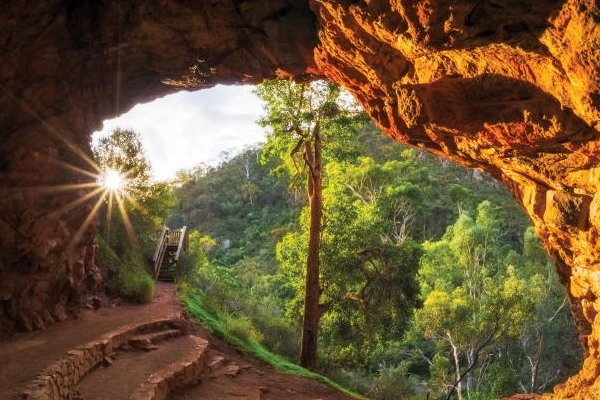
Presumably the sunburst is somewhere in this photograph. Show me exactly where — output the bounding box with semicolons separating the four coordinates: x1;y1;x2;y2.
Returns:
99;169;126;192
0;52;140;262
4;153;144;260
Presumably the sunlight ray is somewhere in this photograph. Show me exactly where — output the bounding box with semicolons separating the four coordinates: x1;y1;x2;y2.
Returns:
48;187;105;218
106;191;114;235
123;186;146;196
114;191;139;249
62;191;108;259
57;160;103;180
121;194;146;214
0;85;101;173
3;182;101;195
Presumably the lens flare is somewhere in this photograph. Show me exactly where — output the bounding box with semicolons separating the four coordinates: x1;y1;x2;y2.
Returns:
1;84;142;258
100;169;125;192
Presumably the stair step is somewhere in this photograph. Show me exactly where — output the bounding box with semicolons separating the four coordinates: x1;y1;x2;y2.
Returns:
207;355;227;371
21;318;186;400
75;335;208;400
128;329;182;351
129;336;209;400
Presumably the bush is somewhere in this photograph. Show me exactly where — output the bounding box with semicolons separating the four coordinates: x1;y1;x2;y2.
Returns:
324;369;372;395
369;363;421;400
97;235;155;303
253;314;299;359
117;254;155;303
223;313;265;344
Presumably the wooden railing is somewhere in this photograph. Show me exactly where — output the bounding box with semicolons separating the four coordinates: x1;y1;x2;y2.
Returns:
153;227;169;262
174;226;188;261
153;226;189;279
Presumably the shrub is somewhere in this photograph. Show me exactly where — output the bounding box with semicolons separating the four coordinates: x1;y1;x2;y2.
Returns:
223;313;265;344
369;363;420;400
117;256;155;303
97;235;155;303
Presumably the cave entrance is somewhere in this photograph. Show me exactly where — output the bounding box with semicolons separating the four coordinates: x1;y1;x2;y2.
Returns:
92;85;266;183
89;81;583;399
1;1;596;397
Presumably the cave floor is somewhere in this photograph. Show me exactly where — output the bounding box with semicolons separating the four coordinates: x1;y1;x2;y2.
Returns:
0;283;181;399
0;283;354;400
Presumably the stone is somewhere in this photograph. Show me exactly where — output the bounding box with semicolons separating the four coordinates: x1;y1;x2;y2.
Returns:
207;355;227;372
102;356;114;367
87;296;102;310
223;364;241;377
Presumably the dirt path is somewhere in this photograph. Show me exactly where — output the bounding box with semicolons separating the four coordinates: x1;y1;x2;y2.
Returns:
0;283;355;400
0;283;180;400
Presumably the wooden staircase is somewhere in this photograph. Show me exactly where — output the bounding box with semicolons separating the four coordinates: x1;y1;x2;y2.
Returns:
153;226;188;282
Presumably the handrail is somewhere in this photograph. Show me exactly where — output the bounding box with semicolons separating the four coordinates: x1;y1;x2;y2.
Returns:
154;242;167;278
153;227;169;262
154;226;189;280
174;226;188;261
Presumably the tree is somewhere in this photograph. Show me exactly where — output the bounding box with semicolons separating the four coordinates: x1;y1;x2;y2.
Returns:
317;155;424;365
256;80;361;369
415;201;539;400
93;128;174;259
512;227;581;394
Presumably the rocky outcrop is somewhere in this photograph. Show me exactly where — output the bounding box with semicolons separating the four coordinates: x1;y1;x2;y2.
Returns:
0;0;598;398
311;1;599;398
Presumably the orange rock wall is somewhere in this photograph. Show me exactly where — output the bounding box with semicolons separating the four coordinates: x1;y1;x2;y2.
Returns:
1;0;599;397
310;1;599;398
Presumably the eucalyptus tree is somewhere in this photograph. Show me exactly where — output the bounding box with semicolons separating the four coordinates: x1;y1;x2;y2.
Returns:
255;79;363;369
416;201;540;399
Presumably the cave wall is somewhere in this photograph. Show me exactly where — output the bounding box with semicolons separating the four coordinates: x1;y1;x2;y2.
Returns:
1;0;599;398
0;0;318;332
310;0;599;398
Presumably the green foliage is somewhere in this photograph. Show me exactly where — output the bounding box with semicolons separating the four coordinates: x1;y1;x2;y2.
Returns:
93;128;175;253
169;146;297;267
117;255;155;303
170;86;580;398
369;362;420;400
94;128;152;189
93;128;174;302
97;235;155;303
255;79;366;187
413;201;580;398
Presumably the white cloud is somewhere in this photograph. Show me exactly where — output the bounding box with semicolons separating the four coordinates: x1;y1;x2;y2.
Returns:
92;85;265;181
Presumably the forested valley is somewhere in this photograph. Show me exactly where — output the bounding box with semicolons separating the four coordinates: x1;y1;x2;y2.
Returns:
95;81;582;400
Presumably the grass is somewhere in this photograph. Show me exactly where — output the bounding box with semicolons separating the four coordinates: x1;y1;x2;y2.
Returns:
180;289;369;400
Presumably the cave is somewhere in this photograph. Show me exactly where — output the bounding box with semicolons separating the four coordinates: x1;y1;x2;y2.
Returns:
0;1;598;398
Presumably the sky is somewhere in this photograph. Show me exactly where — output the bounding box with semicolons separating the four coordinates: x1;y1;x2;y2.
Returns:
92;85;265;181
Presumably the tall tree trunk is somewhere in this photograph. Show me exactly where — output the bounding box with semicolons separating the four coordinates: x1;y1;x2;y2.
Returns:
300;128;323;370
449;336;463;400
531;333;544;392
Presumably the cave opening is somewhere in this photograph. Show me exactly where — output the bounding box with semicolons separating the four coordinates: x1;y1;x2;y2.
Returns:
81;80;583;399
1;1;598;399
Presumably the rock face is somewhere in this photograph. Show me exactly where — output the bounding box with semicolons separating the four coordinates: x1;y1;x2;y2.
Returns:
311;1;599;398
0;0;598;398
